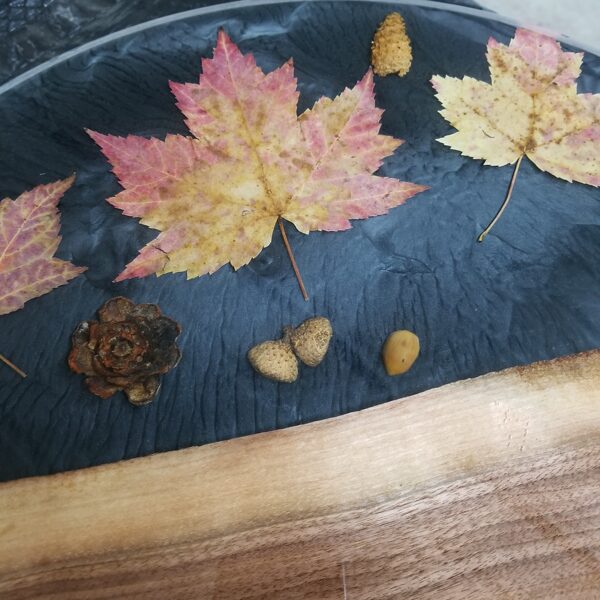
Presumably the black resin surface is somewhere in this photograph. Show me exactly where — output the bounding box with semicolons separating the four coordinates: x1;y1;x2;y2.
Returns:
0;1;599;481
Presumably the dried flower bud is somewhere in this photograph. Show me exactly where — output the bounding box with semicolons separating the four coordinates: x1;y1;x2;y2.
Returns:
68;297;181;405
371;13;413;77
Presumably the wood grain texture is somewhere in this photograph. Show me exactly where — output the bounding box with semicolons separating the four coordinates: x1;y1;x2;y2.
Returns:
1;350;600;598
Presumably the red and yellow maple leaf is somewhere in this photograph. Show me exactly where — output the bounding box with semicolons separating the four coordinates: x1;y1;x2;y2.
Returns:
0;177;86;377
89;31;427;296
432;28;599;241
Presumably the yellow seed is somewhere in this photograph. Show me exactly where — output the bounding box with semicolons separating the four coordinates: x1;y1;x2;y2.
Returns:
382;330;420;376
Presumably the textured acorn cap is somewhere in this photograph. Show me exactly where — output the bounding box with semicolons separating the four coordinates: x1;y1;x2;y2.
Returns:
289;317;333;367
371;12;413;77
248;339;298;383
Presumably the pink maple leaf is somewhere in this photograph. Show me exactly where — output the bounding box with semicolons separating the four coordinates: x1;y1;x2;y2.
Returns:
90;31;427;296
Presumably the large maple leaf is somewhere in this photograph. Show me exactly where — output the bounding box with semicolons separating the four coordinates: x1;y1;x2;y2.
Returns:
432;28;599;241
89;31;426;296
0;177;86;376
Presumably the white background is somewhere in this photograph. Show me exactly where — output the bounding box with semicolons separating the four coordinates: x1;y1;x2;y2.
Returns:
478;0;599;54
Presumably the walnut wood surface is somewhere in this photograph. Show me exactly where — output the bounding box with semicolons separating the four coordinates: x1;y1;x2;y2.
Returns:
1;350;600;598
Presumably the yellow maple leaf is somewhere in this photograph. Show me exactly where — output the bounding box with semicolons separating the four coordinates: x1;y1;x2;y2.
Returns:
432;28;599;241
89;32;427;298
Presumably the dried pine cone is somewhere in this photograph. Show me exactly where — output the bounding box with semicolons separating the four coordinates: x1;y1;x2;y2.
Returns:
68;297;181;406
371;13;413;77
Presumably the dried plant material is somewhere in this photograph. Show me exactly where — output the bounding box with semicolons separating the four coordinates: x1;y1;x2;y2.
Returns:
288;316;333;367
0;354;26;378
69;297;181;405
248;316;332;382
382;330;419;376
371;13;413;77
432;28;599;241
89;31;427;299
0;177;86;377
248;338;299;383
0;177;85;315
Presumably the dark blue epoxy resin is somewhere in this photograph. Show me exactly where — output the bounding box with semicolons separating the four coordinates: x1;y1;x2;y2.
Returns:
0;2;598;481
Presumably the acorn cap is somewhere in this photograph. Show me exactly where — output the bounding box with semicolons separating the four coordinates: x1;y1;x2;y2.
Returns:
289;317;333;367
371;12;413;77
248;339;298;383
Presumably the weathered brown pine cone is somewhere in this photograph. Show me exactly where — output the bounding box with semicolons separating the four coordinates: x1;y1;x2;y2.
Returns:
68;297;181;406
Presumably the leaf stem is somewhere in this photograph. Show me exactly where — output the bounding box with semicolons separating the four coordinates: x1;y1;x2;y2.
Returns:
0;353;27;378
278;217;309;301
478;154;524;243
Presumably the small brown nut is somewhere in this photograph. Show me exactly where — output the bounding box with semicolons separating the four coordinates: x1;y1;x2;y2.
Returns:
382;330;419;376
371;12;413;77
248;340;299;383
289;317;333;367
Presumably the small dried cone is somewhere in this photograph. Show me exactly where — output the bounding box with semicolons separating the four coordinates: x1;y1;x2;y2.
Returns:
248;339;299;383
289;317;333;367
371;13;413;77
